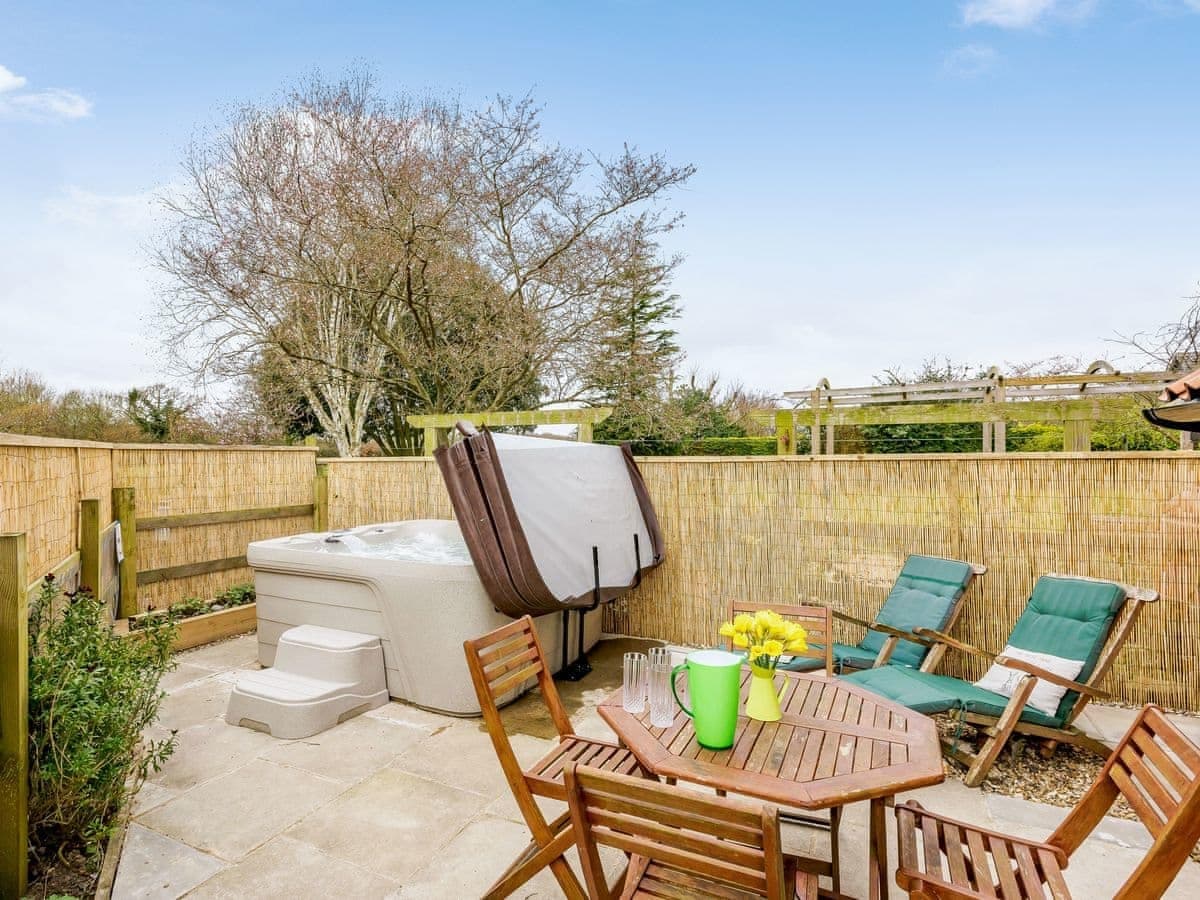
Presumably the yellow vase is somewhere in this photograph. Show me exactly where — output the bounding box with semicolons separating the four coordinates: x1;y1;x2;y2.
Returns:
745;664;786;722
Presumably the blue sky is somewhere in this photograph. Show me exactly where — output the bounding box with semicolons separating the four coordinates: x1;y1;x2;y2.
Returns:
2;0;1199;395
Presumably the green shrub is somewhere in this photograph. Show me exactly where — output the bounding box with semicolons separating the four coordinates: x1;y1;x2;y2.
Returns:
683;436;779;456
27;576;177;869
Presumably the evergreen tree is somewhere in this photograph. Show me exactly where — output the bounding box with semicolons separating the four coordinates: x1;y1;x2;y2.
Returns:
591;249;684;452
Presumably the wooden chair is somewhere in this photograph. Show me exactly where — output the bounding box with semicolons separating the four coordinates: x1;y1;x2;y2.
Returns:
563;762;820;899
782;555;985;674
725;601;841;894
894;704;1200;899
845;574;1158;787
464;616;650;899
728;600;836;677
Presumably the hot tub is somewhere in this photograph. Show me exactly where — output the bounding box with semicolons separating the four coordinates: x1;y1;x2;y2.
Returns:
247;519;602;715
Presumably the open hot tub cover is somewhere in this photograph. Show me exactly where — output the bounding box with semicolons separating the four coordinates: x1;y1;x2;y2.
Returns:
436;427;664;618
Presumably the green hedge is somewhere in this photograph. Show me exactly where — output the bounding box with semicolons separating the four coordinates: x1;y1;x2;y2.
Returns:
683;436;778;456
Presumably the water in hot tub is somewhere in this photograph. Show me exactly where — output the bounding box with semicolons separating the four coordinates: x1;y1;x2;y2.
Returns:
320;528;472;564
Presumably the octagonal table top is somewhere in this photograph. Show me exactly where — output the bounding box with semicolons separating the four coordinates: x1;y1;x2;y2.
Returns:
598;667;944;810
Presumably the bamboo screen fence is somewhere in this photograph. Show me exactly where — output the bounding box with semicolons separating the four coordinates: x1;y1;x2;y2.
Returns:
111;445;316;609
2;437;1195;707
325;453;1197;710
0;435;317;612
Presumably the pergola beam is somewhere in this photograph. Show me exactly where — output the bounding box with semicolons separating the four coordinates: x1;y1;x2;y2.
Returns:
406;409;614;456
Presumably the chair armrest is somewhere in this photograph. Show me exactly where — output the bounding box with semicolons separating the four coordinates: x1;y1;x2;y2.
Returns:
993;655;1111;699
831;610;933;646
895;800;1069;868
912;628;995;660
831;609;871;629
868;622;935;646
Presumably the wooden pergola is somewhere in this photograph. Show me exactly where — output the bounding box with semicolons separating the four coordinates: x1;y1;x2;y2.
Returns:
764;363;1189;455
406;408;614;456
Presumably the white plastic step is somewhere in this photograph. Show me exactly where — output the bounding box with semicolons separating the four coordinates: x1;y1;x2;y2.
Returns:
226;626;388;739
271;624;386;684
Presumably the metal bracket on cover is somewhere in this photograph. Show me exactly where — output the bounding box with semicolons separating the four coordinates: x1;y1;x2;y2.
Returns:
557;546;601;681
633;533;642;588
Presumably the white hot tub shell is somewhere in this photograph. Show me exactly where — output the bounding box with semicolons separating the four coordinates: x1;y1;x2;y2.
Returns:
248;520;602;715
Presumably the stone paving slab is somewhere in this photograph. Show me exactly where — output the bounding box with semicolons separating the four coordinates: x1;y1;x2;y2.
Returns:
184;835;397;899
114;634;1200;899
138;758;347;862
112;825;224;899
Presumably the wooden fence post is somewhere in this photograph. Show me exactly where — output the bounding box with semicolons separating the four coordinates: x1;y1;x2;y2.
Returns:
0;532;29;899
1064;419;1093;452
775;410;795;456
112;487;138;618
80;498;101;596
313;464;329;532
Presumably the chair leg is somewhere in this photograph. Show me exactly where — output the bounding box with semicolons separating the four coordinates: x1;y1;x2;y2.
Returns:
964;678;1036;788
483;809;586;900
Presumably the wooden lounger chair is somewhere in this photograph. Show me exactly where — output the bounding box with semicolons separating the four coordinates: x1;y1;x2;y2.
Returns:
845;574;1157;787
893;705;1200;898
781;554;985;674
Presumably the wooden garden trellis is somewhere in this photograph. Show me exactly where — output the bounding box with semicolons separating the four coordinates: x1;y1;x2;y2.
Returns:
407;408;614;456
764;363;1187;455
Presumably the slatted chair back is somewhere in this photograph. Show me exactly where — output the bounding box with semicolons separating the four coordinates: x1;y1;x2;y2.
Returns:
729;600;835;676
1049;705;1200;899
464;616;573;799
563;762;790;900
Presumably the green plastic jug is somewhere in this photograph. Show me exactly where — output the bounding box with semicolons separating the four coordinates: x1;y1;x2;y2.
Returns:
671;649;742;749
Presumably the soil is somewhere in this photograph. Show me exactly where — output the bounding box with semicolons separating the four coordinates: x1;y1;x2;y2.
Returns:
24;846;96;899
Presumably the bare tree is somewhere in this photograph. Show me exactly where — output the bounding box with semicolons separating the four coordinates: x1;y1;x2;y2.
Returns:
1114;292;1200;371
156;73;693;454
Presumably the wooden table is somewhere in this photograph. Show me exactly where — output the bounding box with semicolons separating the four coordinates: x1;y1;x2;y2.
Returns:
598;668;944;900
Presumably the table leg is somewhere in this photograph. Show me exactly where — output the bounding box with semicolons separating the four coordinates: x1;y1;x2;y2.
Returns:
868;795;889;900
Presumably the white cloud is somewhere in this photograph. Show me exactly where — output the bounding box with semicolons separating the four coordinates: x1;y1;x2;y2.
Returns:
0;64;27;93
962;0;1097;28
0;64;92;121
944;43;1000;76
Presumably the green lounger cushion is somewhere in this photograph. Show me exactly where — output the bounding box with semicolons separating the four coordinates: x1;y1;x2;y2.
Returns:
856;555;975;668
843;665;1063;728
1003;575;1126;723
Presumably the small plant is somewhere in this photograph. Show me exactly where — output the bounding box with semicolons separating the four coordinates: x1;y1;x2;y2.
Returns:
27;576;177;873
216;583;255;607
168;595;210;618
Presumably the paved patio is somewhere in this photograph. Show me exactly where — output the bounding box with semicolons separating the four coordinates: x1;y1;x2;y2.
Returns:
113;634;1200;899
